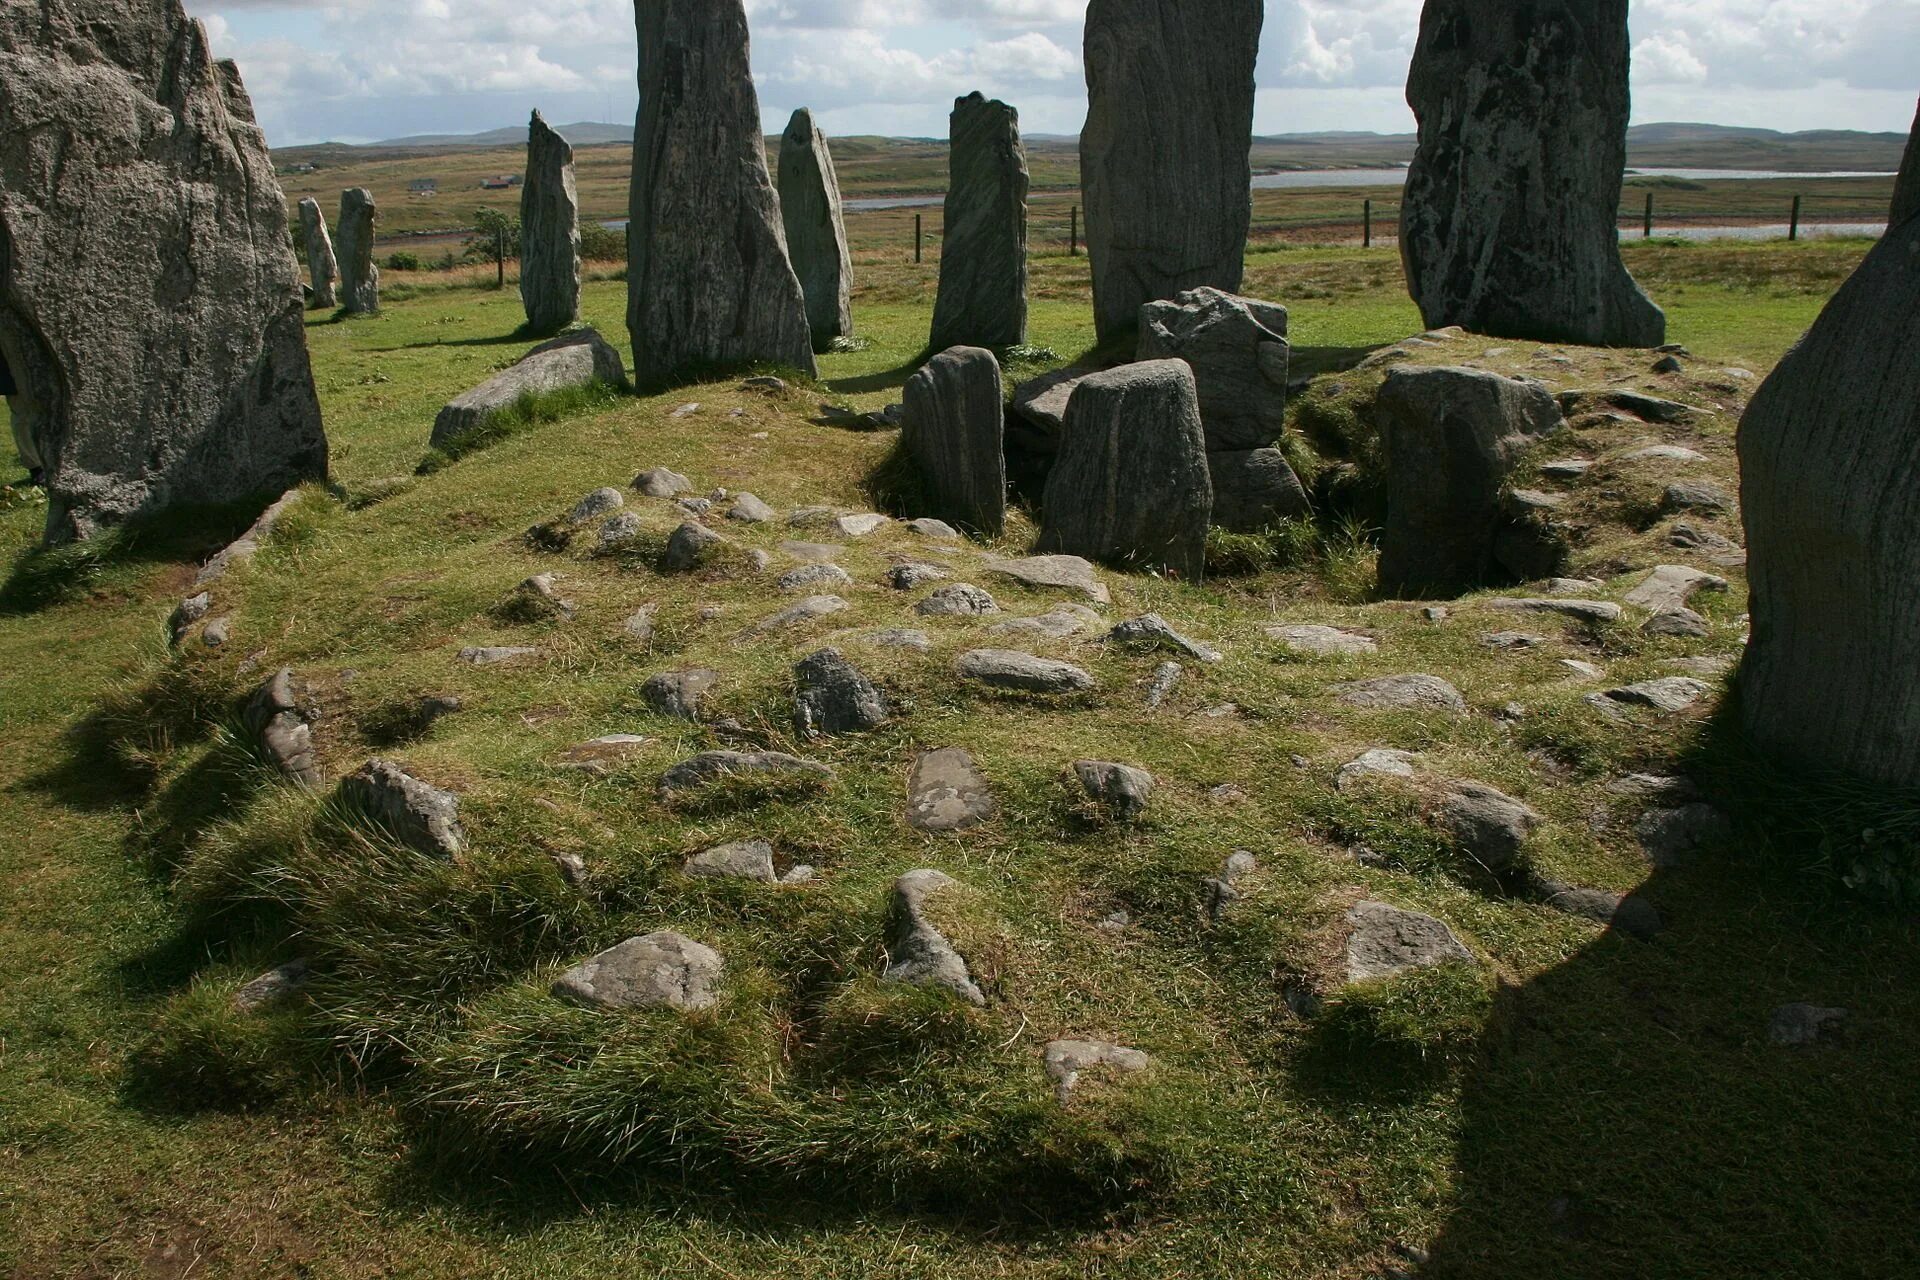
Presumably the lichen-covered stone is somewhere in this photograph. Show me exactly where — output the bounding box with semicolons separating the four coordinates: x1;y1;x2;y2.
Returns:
520;110;581;334
929;93;1028;352
778;107;854;350
338;759;463;858
552;932;724;1011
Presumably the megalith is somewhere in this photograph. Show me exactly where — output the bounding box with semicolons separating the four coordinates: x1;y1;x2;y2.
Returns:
901;346;1006;537
627;0;816;386
1892;97;1920;228
1738;214;1920;786
520;110;581;335
778;108;854;351
0;0;326;543
1038;360;1212;580
1400;0;1666;348
1136;287;1289;452
298;198;339;310
1081;0;1263;343
929;93;1028;353
337;187;379;315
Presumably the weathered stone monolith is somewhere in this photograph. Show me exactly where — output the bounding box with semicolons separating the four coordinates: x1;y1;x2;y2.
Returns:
520;110;580;335
901;346;1006;537
1400;0;1666;348
337;187;379;315
0;0;327;543
627;0;816;386
1892;97;1920;228
778;108;854;351
1038;360;1212;580
298;198;339;310
1081;0;1263;343
929;93;1028;352
1738;211;1920;787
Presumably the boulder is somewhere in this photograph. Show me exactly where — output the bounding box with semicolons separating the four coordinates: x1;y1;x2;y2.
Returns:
1073;761;1155;822
337;759;464;858
429;329;627;451
1136;288;1290;451
1434;781;1540;874
1269;624;1377;657
792;648;889;736
984;555;1111;604
1374;366;1565;595
907;748;998;832
552;932;724;1011
901;346;1007;536
916;583;1000;618
777;108;854;350
1038;360;1213;580
1208;448;1313;533
1082;0;1263;342
297;198;338;309
929;93;1029;352
520;111;581;334
957;649;1095;694
337;187;379;315
0;1;328;543
641;668;721;721
244;668;320;789
1400;0;1666;347
1332;673;1468;714
1345;901;1478;982
626;0;816;385
1008;365;1096;456
884;870;985;1005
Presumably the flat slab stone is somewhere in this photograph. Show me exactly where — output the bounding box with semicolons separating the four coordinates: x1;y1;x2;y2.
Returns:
990;603;1105;640
1336;748;1418;791
1043;1039;1151;1103
685;839;777;882
552;932;724;1011
338;759;464;858
1636;803;1732;866
1073;760;1155;822
1592;676;1711;715
862;628;934;653
835;513;891;538
1332;674;1468;714
1106;613;1222;662
884;870;985;1005
658;750;834;797
430;330;626;451
642;669;721;721
907;748;998;831
985;555;1112;604
956;649;1095;694
916;583;1000;617
1345;900;1478;983
1487;597;1624;624
1623;565;1729;615
778;563;854;593
1268;624;1377;657
558;734;652;777
755;595;849;632
778;540;843;563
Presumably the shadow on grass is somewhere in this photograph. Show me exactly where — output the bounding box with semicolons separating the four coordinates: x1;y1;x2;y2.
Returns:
0;497;271;616
1290;341;1396;382
823;356;930;397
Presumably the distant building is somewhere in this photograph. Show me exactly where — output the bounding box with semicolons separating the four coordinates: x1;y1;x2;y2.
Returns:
281;162;316;175
409;178;439;195
480;174;523;190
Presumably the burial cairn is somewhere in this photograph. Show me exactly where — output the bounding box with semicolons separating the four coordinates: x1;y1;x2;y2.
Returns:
929;92;1030;352
627;0;816;385
1400;0;1666;348
0;0;327;543
778;108;856;351
521;110;582;335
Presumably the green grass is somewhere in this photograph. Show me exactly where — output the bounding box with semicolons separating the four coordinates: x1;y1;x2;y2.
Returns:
3;237;1917;1278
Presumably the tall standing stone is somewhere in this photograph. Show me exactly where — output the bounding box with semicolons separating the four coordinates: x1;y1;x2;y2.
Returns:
901;346;1006;537
1892;97;1920;228
1738;211;1920;787
1038;360;1212;580
337;187;379;316
0;0;326;543
520;110;581;335
778;108;854;352
1400;0;1666;348
1081;0;1262;344
298;198;339;310
929;93;1028;353
627;0;816;386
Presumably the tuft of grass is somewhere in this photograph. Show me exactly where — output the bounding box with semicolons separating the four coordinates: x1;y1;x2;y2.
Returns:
1316;962;1495;1071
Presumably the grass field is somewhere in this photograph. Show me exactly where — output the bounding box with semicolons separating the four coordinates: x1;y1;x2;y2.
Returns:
4;236;1917;1279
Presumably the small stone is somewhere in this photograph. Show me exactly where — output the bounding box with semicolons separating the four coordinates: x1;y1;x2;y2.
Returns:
676;497;715;519
1534;879;1664;940
1144;661;1184;710
657;750;835;798
1422;606;1450;623
990;603;1105;640
202;616;233;648
916;583;1001;618
1561;659;1606;679
862;628;933;653
662;522;727;572
778;540;842;563
1644;608;1710;639
1268;624;1378;657
1539;459;1593;480
169;592;212;645
669;402;701;419
244;668;321;789
1222;850;1259;881
569;487;624;524
780;865;818;886
1593;677;1710;714
1106;613;1222;663
552;932;724;1011
741;376;789;395
1652;355;1685;375
502;573;576;622
888;562;952;591
1487;597;1623;624
835;513;891;538
884;870;985;1005
1767;1003;1847;1047
1662;480;1732;516
1043;1039;1150;1103
788;506;835;527
907;748;997;832
1622;444;1707;465
1097;910;1131;931
1336;748;1418;791
623;604;659;642
1345;901;1478;982
558;735;651;777
984;555;1111;604
1636;803;1731;866
233;959;312;1013
793;648;889;736
458;645;540;667
597;511;644;552
778;563;854;593
641;668;721;721
1624;565;1729;615
685;839;777;883
1434;781;1540;874
956;649;1095;694
905;518;961;539
338;759;464;858
1073;761;1155;822
728;493;776;523
756;595;850;633
1482;631;1547;650
1332;674;1468;714
635;467;693;498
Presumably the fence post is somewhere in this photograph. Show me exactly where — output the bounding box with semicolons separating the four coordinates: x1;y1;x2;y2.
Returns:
1069;206;1079;256
914;213;923;264
1790;194;1802;242
1364;198;1373;249
1643;192;1654;239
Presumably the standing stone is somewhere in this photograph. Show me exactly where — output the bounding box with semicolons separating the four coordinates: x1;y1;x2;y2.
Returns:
1893;97;1920;228
1738;207;1920;787
1374;366;1565;596
337;187;379;315
1400;0;1666;348
778;108;854;351
1081;0;1263;343
298;198;338;310
627;0;816;386
0;0;327;543
520;110;581;335
1038;360;1212;580
901;346;1006;537
929;93;1028;352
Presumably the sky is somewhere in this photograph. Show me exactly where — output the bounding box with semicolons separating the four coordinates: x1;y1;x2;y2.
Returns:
190;0;1920;148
